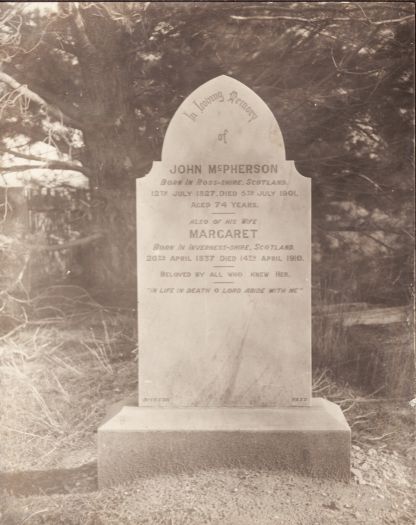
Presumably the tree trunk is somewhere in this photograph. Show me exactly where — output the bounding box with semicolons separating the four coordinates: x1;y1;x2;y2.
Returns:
71;6;152;298
79;113;151;299
79;188;137;303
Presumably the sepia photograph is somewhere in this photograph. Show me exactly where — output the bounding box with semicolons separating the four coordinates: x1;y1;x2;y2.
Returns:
0;2;414;524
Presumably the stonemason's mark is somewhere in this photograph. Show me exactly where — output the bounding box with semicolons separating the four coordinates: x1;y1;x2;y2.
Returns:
183;89;258;123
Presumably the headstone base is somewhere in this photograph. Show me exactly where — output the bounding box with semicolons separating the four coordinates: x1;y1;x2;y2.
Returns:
97;398;350;488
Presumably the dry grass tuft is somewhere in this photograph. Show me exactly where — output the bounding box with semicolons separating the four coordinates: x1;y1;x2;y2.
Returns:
0;286;137;472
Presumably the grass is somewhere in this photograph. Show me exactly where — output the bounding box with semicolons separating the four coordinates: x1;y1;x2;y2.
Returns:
1;286;414;472
0;287;137;472
312;295;414;398
0;286;414;524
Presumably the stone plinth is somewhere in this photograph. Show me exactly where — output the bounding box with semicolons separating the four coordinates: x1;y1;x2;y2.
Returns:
98;398;350;488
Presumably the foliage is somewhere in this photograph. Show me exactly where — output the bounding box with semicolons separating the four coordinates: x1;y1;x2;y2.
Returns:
0;2;414;299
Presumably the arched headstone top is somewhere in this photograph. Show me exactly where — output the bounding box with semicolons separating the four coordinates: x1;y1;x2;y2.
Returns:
162;75;287;164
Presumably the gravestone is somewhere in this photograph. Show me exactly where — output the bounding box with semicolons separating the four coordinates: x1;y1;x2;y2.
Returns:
98;76;350;487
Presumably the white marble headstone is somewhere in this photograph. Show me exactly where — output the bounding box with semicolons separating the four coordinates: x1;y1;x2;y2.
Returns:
137;76;311;407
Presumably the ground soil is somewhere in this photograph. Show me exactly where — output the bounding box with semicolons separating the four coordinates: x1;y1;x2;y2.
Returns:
0;456;414;525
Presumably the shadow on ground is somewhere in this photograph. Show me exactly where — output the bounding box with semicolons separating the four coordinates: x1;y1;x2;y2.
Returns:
0;461;97;496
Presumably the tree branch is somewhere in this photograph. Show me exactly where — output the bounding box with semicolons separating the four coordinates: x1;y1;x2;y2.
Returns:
27;233;103;252
0;70;82;129
0;162;88;176
1;148;90;177
69;4;97;57
360;232;396;252
229;14;414;26
3;62;84;124
237;5;414;15
282;25;382;119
